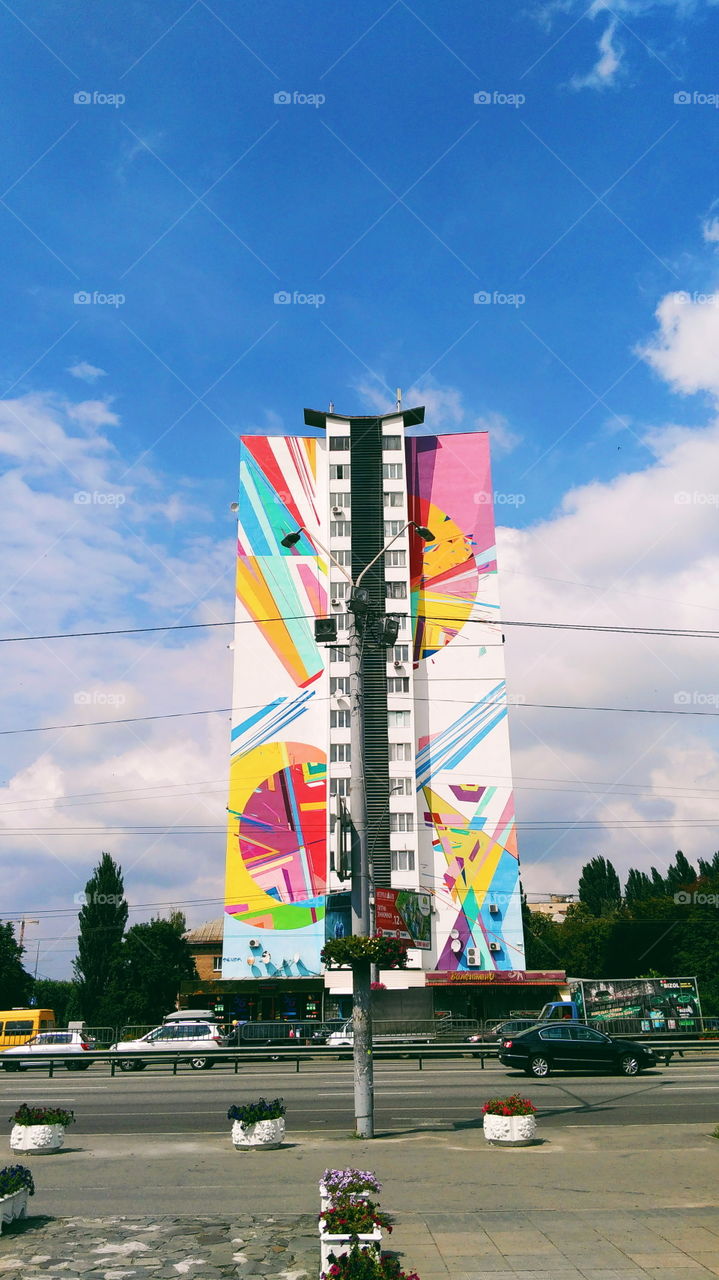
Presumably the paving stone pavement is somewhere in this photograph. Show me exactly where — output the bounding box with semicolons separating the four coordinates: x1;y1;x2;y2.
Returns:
0;1215;320;1280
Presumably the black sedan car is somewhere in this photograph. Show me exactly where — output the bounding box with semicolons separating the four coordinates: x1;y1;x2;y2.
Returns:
498;1021;658;1077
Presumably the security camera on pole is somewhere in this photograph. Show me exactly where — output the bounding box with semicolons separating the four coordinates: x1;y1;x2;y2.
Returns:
281;518;433;1139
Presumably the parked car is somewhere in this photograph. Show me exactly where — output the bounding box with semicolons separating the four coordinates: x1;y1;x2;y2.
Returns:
227;1020;328;1052
466;1018;538;1046
110;1019;227;1071
498;1021;659;1077
1;1029;96;1070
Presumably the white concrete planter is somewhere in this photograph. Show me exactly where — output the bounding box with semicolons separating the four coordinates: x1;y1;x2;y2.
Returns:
319;1227;382;1274
0;1188;29;1233
318;1184;371;1214
483;1113;536;1146
10;1123;65;1154
231;1117;285;1150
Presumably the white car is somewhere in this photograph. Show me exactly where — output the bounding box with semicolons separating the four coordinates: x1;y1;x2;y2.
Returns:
1;1029;96;1070
110;1019;227;1071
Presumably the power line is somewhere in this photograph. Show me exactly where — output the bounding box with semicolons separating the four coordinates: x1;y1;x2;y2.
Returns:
2;614;719;645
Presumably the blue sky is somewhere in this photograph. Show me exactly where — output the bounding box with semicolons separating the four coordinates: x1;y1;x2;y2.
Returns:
3;0;719;975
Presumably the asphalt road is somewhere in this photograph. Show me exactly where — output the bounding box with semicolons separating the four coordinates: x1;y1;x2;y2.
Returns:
2;1056;718;1135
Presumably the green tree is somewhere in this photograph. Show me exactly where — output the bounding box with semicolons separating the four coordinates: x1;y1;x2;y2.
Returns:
117;913;197;1026
32;979;77;1026
578;856;622;917
624;868;654;907
0;922;32;1007
665;850;697;895
697;852;719;879
73;853;128;1027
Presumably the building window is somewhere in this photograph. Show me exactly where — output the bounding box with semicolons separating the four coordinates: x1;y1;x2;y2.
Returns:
392;777;414;795
330;491;351;508
330;646;349;663
391;849;416;872
331;743;351;763
332;549;352;566
389;742;412;761
330;520;351;538
330;777;350;797
386;550;406;568
330;709;351;729
384;491;404;508
330;464;349;480
212;955;222;972
384;520;404;537
387;676;410;693
392;644;409;661
386;581;407;599
383;435;402;450
390;812;414;832
383;462;403;479
330;580;349;599
388;710;410;727
336;614;348;632
330;436;350;451
330;676;350;695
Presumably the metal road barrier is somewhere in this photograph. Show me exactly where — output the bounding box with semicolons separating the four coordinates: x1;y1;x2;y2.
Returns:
1;1038;718;1075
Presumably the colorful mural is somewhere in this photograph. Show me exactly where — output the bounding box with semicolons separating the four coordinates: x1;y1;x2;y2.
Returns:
407;433;525;972
223;438;327;977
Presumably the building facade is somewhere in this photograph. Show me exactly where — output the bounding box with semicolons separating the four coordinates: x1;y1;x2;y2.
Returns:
218;407;526;1024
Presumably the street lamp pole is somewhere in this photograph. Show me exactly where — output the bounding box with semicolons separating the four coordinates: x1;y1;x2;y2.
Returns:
281;518;434;1139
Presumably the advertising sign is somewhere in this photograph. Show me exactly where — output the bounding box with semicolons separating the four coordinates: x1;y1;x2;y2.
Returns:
426;970;565;985
375;888;431;950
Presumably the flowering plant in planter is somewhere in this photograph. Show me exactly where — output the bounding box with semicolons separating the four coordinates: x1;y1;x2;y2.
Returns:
10;1104;75;1127
0;1166;35;1198
321;935;408;969
321;1200;393;1237
322;1247;419;1279
481;1094;536;1117
322;1168;382;1198
227;1097;285;1125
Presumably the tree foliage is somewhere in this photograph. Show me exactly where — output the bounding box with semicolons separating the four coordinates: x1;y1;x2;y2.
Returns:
32;979;77;1025
578;856;622;917
0;922;32;1007
73;853;128;1026
116;913;197;1026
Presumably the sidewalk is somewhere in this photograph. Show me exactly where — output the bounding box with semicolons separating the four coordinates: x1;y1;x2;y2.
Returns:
1;1124;718;1278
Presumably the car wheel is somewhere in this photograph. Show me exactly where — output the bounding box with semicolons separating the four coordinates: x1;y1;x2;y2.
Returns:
118;1059;136;1071
189;1056;210;1070
527;1054;551;1078
619;1053;640;1076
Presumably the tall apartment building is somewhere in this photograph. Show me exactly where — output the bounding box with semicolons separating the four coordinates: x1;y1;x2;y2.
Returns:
218;406;530;1025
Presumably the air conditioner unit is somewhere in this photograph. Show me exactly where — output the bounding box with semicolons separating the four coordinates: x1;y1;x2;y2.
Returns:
466;947;480;967
332;506;344;516
331;598;343;607
248;939;260;949
488;941;501;952
393;660;403;669
489;903;500;914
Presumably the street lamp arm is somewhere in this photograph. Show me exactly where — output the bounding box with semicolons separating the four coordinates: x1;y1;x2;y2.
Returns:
355;520;432;587
280;526;353;585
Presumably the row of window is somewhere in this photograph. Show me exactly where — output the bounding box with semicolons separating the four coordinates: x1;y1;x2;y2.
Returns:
391;849;415;872
329;435;402;451
331;518;412;541
329;777;413;797
329;463;404;480
327;616;409;638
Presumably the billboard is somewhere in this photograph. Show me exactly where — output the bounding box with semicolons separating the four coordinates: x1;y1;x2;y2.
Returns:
375;887;432;950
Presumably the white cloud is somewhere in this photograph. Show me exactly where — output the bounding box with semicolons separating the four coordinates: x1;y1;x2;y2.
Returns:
356;379;522;450
702;217;719;245
499;415;719;894
639;290;719;397
474;411;523;456
569;17;623;90
67;362;107;384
